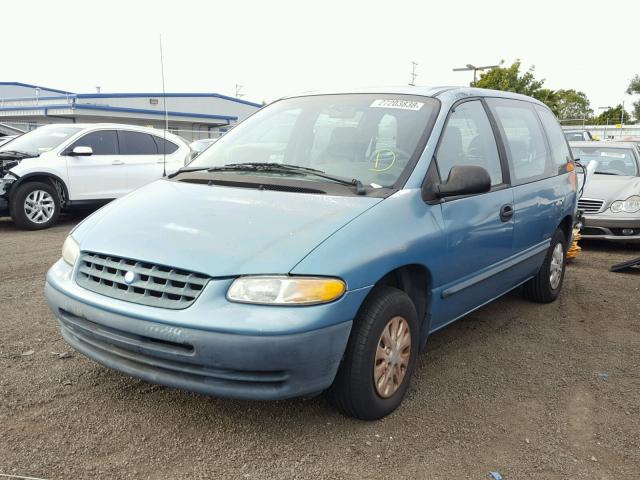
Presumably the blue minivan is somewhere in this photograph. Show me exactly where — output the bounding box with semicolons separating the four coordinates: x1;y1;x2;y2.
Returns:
45;87;577;420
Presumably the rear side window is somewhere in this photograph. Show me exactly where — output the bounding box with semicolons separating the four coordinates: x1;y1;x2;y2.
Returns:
118;131;158;155
69;130;118;155
153;136;179;154
436;100;503;186
535;105;572;174
488;99;550;185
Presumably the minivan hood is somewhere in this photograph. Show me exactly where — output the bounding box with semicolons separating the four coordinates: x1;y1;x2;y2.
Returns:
74;180;382;277
581;174;640;204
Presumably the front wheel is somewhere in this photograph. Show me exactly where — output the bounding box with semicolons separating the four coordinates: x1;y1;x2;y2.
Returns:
329;286;419;420
523;228;567;303
10;181;61;230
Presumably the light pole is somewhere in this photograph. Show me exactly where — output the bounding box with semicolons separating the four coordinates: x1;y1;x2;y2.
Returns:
453;63;500;86
599;106;611;140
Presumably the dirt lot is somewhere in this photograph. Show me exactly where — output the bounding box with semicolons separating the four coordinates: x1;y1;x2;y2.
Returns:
1;213;639;480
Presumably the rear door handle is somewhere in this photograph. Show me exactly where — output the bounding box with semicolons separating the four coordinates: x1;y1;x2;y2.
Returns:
500;204;514;222
112;160;125;165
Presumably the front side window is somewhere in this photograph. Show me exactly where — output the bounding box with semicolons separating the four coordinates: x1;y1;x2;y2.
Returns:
436;100;503;186
118;131;158;155
488;98;550;184
571;147;638;176
536;105;572;174
68;130;118;155
0;125;83;156
188;94;439;190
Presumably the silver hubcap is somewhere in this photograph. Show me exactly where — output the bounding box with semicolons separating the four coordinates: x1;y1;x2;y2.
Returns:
549;243;564;290
374;316;411;398
24;190;55;224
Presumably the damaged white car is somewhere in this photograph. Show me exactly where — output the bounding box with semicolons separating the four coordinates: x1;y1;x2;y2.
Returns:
0;124;189;229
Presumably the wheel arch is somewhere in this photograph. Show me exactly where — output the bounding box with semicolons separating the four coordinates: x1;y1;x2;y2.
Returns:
10;172;69;206
364;263;433;352
558;214;574;246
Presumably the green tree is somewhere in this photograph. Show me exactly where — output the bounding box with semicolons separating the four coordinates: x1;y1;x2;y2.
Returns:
475;60;544;97
535;88;559;115
554;89;593;122
592;104;632;125
627;75;640;121
474;61;592;121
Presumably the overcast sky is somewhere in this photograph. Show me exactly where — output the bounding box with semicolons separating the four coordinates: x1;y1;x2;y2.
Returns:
5;0;638;112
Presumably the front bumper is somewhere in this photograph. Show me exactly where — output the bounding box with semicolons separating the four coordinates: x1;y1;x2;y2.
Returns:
581;215;640;242
45;260;368;400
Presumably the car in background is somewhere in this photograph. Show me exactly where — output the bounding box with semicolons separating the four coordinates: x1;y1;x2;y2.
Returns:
571;141;640;242
622;136;640;154
564;129;593;142
0;124;190;229
189;137;219;159
46;87;577;420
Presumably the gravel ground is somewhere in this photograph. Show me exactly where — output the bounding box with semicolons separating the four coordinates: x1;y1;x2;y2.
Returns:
1;213;639;479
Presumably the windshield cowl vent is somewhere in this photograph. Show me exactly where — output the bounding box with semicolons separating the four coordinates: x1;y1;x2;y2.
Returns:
177;178;326;195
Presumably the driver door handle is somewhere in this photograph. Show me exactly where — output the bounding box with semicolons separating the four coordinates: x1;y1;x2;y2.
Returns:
112;160;125;165
500;204;514;222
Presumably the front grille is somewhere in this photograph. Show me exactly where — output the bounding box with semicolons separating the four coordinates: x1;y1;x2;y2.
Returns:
578;198;605;214
76;252;209;309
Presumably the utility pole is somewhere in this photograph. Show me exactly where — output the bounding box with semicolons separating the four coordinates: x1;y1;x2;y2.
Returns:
409;61;418;86
235;84;244;99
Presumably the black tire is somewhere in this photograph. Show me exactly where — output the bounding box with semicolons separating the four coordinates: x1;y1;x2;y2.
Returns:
10;181;61;230
329;286;419;420
523;228;567;303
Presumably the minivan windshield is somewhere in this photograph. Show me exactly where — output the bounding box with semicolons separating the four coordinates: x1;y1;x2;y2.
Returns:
572;146;638;176
0;125;82;157
188;94;439;189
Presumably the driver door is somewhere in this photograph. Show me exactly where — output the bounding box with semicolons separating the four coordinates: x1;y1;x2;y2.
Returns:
64;130;128;200
431;99;515;328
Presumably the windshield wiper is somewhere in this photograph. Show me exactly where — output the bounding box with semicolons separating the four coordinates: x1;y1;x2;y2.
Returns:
594;171;620;176
0;150;38;159
207;162;366;194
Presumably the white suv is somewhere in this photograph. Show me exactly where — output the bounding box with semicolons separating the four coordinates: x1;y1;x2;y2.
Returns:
0;124;189;229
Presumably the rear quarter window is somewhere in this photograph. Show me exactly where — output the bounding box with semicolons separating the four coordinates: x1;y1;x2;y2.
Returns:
153;136;179;154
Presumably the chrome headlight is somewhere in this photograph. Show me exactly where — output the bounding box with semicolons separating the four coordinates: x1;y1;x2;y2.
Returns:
227;276;346;306
61;236;80;266
611;196;640;213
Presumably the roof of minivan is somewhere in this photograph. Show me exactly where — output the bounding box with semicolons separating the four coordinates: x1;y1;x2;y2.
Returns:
283;86;547;106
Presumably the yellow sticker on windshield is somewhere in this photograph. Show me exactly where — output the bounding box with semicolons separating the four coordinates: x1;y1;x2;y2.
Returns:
369;149;396;172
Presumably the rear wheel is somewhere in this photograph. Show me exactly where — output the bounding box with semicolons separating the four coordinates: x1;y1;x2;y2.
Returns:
329;286;419;420
523;228;567;303
10;181;60;230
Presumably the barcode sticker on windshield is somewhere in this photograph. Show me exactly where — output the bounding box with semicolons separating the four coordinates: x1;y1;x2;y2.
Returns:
370;99;424;111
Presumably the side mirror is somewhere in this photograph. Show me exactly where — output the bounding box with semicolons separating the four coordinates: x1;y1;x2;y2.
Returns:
435;165;491;198
70;146;93;156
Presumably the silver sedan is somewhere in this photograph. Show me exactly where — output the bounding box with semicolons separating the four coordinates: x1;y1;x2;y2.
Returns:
571;141;640;243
